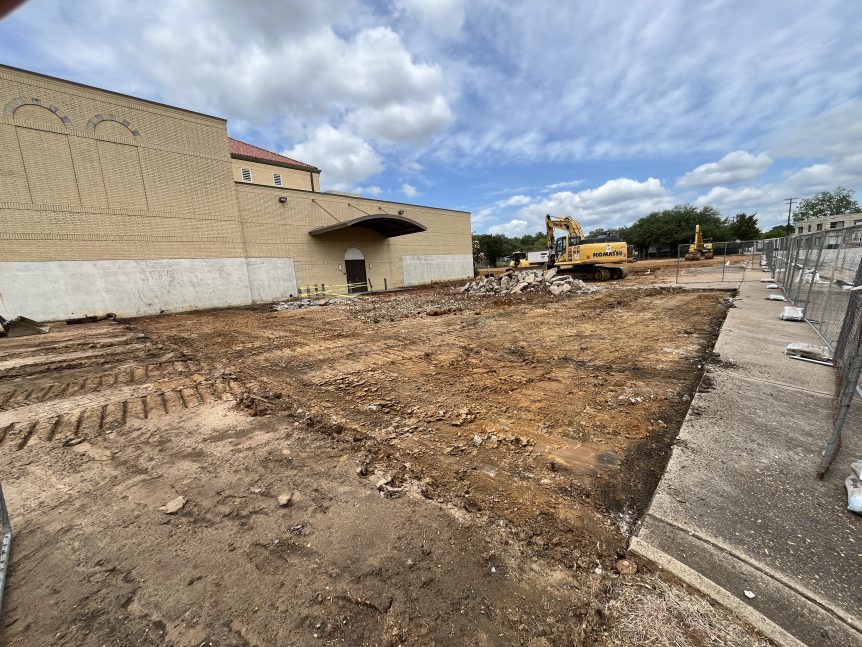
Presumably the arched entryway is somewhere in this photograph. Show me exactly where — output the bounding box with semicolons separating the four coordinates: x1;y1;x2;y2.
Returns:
344;247;368;293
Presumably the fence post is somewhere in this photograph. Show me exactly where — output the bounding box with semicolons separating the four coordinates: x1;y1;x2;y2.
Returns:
802;236;825;316
720;242;727;281
675;245;681;284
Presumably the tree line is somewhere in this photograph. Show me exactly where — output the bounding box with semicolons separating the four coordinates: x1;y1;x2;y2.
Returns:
474;186;860;265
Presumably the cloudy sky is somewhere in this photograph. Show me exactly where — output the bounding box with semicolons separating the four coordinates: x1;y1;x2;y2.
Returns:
3;0;862;234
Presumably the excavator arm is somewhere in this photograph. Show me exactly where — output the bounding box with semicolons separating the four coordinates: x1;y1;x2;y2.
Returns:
545;214;585;249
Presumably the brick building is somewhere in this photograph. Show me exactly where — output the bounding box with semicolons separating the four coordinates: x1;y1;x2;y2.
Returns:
0;64;472;321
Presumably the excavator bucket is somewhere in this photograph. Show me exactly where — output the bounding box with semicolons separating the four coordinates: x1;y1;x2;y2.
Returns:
0;316;51;338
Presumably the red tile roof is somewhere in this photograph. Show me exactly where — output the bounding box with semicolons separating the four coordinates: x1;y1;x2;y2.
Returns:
228;137;320;173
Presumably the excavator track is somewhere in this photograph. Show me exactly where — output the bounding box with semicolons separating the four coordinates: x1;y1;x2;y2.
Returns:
556;265;629;281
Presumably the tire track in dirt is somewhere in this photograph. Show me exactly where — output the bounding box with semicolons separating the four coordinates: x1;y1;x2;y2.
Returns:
0;321;245;452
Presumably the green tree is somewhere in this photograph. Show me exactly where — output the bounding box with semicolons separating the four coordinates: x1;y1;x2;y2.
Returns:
472;233;512;266
761;225;791;239
793;187;861;223
622;204;730;251
512;231;547;251
728;213;760;240
588;227;609;238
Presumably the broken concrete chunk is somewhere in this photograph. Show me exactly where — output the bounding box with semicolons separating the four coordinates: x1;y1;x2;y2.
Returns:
159;496;186;515
277;492;294;507
376;475;392;491
615;558;638;575
461;269;598;296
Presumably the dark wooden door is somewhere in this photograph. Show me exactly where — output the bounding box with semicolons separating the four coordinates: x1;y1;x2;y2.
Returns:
345;259;368;293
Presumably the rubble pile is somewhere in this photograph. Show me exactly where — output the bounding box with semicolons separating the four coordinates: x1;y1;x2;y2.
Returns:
273;297;352;311
461;267;598;296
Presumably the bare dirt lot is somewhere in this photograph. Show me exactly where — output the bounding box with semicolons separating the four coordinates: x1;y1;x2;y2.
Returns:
0;283;765;646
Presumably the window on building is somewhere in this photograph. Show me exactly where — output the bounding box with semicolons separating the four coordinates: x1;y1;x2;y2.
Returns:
797;226;803;233
830;221;844;229
241;168;252;182
807;225;812;232
817;223;823;231
273;173;282;187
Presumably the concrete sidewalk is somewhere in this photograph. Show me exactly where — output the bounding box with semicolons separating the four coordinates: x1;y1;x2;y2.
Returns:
633;271;862;646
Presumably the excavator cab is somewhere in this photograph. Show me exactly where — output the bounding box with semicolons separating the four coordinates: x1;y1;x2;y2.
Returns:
509;251;530;268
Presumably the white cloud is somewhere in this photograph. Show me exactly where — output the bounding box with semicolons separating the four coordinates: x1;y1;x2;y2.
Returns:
286;125;382;188
395;0;466;38
401;183;419;198
1;0;453;183
488;219;529;236
677;151;772;188
775;100;862;160
486;177;672;236
431;2;862;166
346;96;453;142
498;195;532;207
544;179;585;191
355;185;383;196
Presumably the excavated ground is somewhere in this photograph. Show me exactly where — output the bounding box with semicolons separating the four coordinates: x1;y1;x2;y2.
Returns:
0;283;755;646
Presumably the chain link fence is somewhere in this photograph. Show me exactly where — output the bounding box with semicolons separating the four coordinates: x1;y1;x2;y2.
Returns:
762;225;862;476
674;240;764;283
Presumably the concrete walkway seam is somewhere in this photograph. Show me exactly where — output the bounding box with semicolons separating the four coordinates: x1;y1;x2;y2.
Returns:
641;513;862;636
630;536;806;647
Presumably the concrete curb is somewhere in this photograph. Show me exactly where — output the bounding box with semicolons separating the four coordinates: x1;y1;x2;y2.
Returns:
630;536;805;647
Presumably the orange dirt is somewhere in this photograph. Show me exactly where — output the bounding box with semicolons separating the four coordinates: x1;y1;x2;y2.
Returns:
0;284;732;646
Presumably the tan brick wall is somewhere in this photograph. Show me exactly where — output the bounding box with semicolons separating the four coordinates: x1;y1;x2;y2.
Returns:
231;158;318;191
0;65;472;298
235;183;471;290
0;65;243;262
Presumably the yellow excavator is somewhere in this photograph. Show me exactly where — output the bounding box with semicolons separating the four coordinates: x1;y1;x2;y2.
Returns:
684;224;714;261
509;251;530;268
545;214;629;280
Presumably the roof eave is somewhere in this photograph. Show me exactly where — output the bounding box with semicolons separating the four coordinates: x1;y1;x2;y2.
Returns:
230;153;320;173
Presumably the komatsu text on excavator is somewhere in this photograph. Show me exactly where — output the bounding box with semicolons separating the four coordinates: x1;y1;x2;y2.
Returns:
545;214;629;280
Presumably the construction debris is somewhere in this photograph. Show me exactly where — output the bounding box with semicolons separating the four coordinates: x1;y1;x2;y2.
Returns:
785;343;832;363
0;315;50;338
461;268;599;296
766;294;787;301
159;496;187;515
273;297;351;311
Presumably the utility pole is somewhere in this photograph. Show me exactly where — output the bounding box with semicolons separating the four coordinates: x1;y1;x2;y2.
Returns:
785;197;797;232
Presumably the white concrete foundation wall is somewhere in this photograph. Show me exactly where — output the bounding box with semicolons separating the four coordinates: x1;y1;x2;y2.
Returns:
245;257;298;303
401;254;474;286
0;258;255;321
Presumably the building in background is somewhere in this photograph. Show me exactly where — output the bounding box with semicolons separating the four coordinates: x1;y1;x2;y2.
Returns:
795;212;862;235
0;64;472;321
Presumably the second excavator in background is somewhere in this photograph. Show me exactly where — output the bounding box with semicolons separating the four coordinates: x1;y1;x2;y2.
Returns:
545;214;629;280
684;224;714;261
